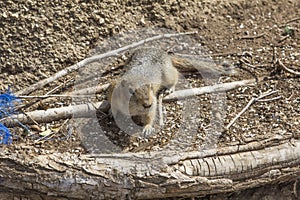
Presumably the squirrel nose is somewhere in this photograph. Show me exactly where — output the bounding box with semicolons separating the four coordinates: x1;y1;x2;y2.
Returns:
143;102;152;109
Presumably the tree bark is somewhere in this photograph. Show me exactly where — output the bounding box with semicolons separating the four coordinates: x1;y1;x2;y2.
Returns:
0;135;299;199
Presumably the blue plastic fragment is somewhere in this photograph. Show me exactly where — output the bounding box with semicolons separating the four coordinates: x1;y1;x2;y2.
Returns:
0;89;21;145
0;123;12;145
0;89;20;118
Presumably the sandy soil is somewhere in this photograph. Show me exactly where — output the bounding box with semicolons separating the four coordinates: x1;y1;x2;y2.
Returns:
0;0;299;199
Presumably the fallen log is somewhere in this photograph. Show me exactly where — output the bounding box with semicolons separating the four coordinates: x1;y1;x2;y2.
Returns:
0;137;299;199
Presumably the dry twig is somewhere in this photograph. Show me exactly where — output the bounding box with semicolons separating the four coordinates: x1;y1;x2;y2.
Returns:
294;179;298;198
71;83;110;95
226;91;281;130
277;59;300;76
279;17;300;28
16;31;197;95
164;78;262;102
19;83;111;99
240;58;256;69
278;35;290;43
19;94;93;99
210;51;242;57
34;119;70;143
239;33;265;40
2;102;103;126
45;78;74;95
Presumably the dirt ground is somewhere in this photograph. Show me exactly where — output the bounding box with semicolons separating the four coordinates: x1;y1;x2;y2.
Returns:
0;0;299;199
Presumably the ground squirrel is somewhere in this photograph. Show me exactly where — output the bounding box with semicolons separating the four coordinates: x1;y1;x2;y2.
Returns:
108;47;235;137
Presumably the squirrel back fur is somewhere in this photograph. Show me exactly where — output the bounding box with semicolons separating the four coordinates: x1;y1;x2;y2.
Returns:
108;47;235;137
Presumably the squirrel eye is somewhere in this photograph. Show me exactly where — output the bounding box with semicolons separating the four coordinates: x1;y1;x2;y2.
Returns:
128;88;134;95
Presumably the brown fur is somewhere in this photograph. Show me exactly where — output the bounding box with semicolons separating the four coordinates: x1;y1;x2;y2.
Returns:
108;47;235;137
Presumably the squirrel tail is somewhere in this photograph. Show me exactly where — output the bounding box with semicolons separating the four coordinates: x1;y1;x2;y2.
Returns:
170;55;236;76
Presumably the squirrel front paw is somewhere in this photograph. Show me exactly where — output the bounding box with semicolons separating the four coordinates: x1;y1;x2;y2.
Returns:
142;124;154;137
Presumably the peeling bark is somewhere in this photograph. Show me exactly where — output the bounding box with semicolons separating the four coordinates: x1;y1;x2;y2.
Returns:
0;137;299;199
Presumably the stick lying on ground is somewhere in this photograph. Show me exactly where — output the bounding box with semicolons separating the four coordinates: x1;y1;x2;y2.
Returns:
226;90;281;130
16;31;197;96
277;59;300;76
19;84;111;99
2;102;103;126
3;78;259;127
163;78;260;102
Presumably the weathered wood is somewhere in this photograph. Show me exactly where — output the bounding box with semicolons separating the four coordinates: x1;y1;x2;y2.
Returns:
2;102;103;126
163;78;259;102
0;137;299;199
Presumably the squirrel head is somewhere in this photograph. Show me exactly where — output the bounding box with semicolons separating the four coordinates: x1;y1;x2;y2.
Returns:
121;80;156;115
112;79;157;115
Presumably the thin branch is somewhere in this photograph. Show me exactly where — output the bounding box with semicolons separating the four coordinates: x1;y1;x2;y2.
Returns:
19;94;94;99
71;83;110;95
21;108;40;126
256;96;282;102
34;119;70;142
278;35;290;43
226;98;255;130
163;78;263;102
279;16;300;28
210;51;242;57
255;90;279;99
277;59;300;76
284;16;300;24
46;78;74;95
294;179;299;198
240;58;256;68
239;33;265;40
16;31;197;95
18;83;111;99
226;91;280;129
